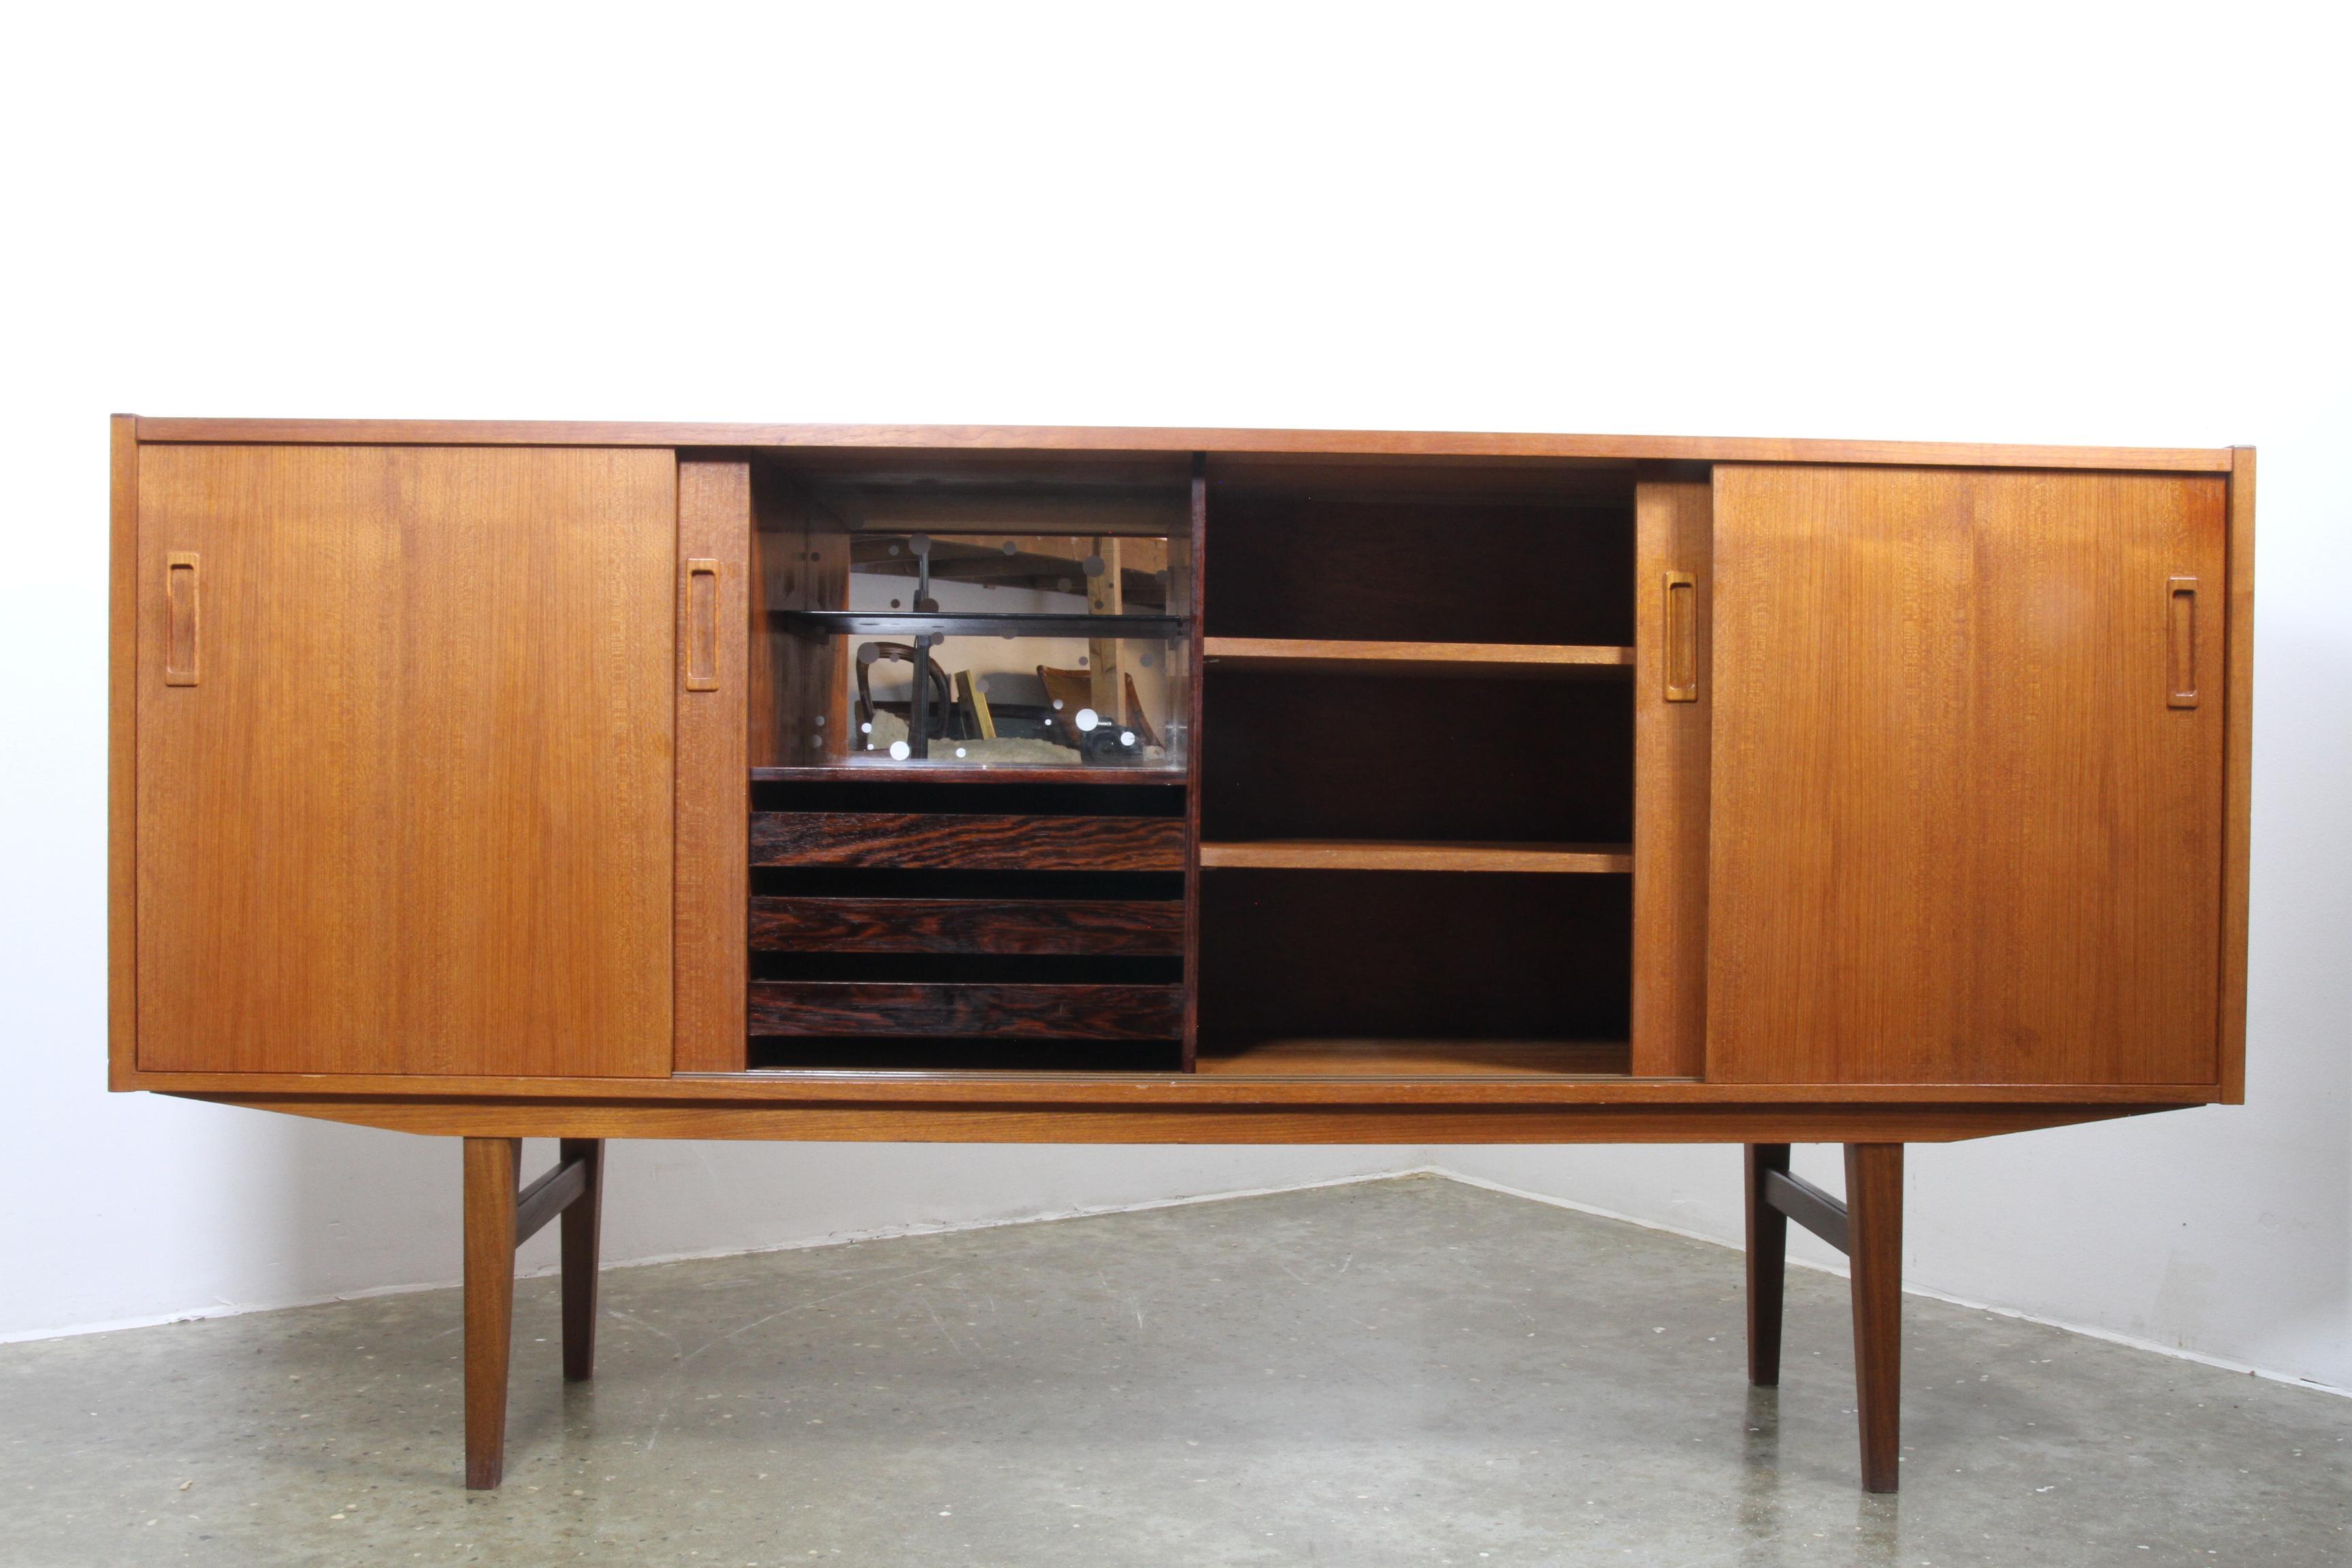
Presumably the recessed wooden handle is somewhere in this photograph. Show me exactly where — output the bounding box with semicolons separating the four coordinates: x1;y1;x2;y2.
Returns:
2166;575;2198;708
1663;571;1699;702
164;551;200;686
683;559;721;691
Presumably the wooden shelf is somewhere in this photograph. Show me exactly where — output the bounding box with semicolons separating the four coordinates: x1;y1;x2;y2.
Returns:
1196;1039;1631;1079
752;764;1186;785
1203;637;1633;676
1198;840;1633;873
770;609;1185;639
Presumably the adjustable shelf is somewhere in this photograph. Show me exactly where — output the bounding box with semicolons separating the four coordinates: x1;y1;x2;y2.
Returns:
1203;638;1633;677
1198;840;1631;873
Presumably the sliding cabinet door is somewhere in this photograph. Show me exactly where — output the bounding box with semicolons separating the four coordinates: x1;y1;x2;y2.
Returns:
135;444;678;1077
1705;465;2228;1086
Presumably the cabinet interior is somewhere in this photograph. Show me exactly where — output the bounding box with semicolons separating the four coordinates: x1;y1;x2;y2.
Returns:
736;449;1644;1081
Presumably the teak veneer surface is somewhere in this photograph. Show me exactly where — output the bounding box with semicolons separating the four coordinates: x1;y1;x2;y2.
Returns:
1707;466;2228;1086
134;444;677;1077
133;416;2236;472
1630;474;1713;1078
746;981;1185;1041
673;461;751;1073
1200;638;1635;675
2219;449;2255;1102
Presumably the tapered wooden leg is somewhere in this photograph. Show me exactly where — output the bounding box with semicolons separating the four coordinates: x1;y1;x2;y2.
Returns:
559;1139;604;1382
463;1137;521;1490
1745;1143;1791;1386
1845;1143;1904;1494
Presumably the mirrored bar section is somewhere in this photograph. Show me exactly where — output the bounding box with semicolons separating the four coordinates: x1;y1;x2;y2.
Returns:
751;455;1194;773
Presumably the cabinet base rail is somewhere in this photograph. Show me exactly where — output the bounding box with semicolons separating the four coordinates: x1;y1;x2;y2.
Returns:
460;1137;1907;1493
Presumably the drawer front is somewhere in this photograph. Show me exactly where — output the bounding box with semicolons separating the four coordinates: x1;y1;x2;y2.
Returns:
751;812;1184;871
747;981;1184;1040
749;896;1183;956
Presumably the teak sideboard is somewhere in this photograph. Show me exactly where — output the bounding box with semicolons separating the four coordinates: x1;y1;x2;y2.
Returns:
107;416;2254;1494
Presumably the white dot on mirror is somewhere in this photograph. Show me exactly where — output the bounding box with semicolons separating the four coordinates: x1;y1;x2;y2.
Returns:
889;740;911;761
955;747;967;758
1075;708;1099;732
1120;731;1135;746
860;721;872;734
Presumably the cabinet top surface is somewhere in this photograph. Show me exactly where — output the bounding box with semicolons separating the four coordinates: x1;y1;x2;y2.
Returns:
125;416;2239;472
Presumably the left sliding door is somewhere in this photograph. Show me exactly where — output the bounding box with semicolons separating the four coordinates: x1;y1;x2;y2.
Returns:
135;444;679;1077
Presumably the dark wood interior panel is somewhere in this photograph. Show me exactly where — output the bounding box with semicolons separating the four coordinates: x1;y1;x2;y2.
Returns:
1203;493;1634;644
1201;670;1633;845
1197;870;1632;1053
745;1038;1183;1073
749;981;1183;1040
749;896;1184;956
751;466;851;770
751;812;1185;871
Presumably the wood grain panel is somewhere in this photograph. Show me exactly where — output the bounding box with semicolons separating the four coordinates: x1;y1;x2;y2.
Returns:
1631;473;1712;1077
133;416;2236;472
1707;466;2228;1085
135;444;676;1076
109;418;140;1087
747;981;1183;1039
1203;638;1633;675
674;461;750;1072
2219;448;2256;1102
1199;841;1631;873
749;896;1184;955
751;811;1184;870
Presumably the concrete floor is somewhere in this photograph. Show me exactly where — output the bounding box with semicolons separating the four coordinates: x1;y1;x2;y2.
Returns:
4;1175;2346;1567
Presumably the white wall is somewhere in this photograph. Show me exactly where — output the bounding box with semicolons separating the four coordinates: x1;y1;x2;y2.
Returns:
3;3;2345;1386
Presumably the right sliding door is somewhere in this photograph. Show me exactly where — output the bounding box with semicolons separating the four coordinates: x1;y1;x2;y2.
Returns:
1705;464;2227;1087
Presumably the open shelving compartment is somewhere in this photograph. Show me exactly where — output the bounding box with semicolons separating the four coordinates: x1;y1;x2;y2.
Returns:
744;448;1196;1073
1193;454;1641;1079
